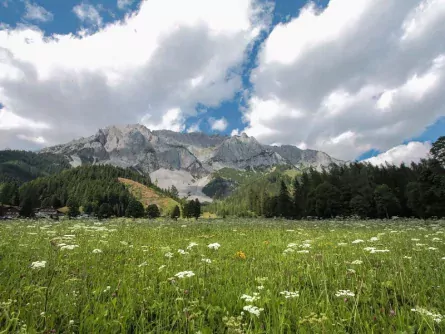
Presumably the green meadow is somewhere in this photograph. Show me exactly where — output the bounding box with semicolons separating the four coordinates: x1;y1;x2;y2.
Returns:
1;218;444;333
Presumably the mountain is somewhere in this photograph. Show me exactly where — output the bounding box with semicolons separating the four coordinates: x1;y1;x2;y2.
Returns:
41;124;343;201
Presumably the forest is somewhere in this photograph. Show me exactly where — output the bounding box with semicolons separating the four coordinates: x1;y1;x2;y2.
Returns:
207;137;445;219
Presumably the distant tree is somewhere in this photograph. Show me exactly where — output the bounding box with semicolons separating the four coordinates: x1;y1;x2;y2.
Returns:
50;195;61;208
193;198;201;219
146;204;160;219
374;184;400;218
314;182;341;218
170;185;179;199
171;205;180;220
277;180;291;218
98;203;112;219
68;199;80;218
349;194;371;218
83;202;94;215
19;197;34;217
430;136;445;166
292;178;303;219
40;197;52;208
125;198;145;218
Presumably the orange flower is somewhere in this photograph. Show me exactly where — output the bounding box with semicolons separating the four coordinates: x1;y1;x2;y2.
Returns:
235;251;246;260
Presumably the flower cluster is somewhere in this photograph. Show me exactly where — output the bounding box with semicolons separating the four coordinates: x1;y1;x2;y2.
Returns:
175;271;195;279
335;290;355;297
280;291;299;299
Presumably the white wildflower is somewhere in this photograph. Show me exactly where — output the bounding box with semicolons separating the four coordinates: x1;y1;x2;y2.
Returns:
69;320;74;325
138;261;148;267
337;242;348;246
257;285;264;290
103;286;111;293
347;269;356;274
411;238;420;241
404;256;412;259
428;247;438;251
158;265;166;271
178;249;189;255
92;249;102;254
370;237;379;242
411;307;443;323
300;243;311;249
287;243;298;248
186;242;198;250
208;243;221;250
280;291;299;298
297;250;309;254
370;249;390;254
243;305;264;317
175;271;195;279
60;245;79;251
165;252;174;258
351;260;363;265
352;239;364;244
31;261;46;270
335;290;355;297
240;293;260;303
201;258;212;264
364;247;376;252
120;241;128;246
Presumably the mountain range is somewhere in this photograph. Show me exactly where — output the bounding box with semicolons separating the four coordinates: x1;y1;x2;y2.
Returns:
41;124;343;201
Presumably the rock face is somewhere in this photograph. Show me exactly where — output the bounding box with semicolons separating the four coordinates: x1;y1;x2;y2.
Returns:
41;124;343;199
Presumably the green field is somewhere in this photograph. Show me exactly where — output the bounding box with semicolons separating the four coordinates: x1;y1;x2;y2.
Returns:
1;218;444;333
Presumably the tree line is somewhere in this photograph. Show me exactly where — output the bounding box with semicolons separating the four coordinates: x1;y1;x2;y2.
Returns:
209;137;445;219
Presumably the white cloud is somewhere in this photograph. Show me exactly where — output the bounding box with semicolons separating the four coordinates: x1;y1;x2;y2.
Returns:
209;117;228;131
141;108;185;132
231;128;240;136
244;0;445;160
187;122;200;133
117;0;134;10
0;0;272;149
365;141;431;166
73;3;103;27
23;1;53;22
17;134;46;144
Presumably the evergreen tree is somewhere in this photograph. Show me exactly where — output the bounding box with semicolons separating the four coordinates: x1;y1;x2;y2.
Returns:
170;185;179;198
350;195;371;218
68;199;80;218
98;203;112;219
125;198;145;218
374;184;400;218
314;182;341;218
171;205;180;220
193;198;201;219
19;197;34;217
430;136;445;166
292;178;303;218
277;181;291;218
146;204;160;219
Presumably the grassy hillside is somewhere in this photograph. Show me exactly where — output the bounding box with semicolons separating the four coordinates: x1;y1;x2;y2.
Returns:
203;165;300;200
118;178;180;216
0;150;70;184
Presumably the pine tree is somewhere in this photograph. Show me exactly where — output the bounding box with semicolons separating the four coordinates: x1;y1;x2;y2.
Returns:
146;204;160;219
193;198;201;220
277;180;291;218
292;178;303;219
171;205;180;220
374;184;400;219
68;199;80;218
19;197;34;217
125;198;145;218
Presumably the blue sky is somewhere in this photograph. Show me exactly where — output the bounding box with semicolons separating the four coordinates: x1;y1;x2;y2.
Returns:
0;0;444;165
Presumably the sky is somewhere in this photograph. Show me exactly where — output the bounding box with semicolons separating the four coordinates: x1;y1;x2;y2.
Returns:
0;0;444;166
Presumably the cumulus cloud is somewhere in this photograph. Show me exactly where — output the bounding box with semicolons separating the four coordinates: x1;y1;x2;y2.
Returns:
365;141;431;166
209;117;228;131
0;0;272;149
244;0;445;160
117;0;134;10
23;1;53;22
73;3;103;27
187;122;201;133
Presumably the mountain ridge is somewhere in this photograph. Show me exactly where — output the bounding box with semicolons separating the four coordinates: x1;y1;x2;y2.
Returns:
40;124;344;200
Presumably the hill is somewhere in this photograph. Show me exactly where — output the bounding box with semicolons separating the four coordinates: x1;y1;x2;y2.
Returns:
118;177;180;216
15;165;171;217
0;150;70;183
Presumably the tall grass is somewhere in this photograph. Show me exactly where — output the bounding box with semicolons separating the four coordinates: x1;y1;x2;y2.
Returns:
0;218;444;333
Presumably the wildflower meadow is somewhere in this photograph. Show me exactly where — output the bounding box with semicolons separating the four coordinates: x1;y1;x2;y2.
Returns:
1;218;444;333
